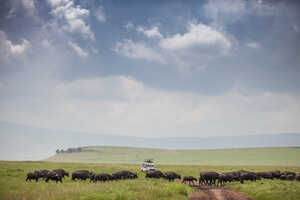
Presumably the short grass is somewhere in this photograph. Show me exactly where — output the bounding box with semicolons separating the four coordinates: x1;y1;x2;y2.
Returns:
46;146;300;166
1;161;300;200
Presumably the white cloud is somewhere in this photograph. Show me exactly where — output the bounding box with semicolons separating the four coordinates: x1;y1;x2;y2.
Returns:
57;76;145;101
204;0;247;24
113;39;165;64
21;0;37;15
2;75;300;137
160;23;232;55
246;42;261;49
136;26;163;38
0;31;30;59
124;22;134;30
48;0;95;40
5;0;37;18
115;22;233;68
203;0;278;26
94;6;106;22
41;39;52;48
68;41;88;57
48;0;69;7
8;39;30;54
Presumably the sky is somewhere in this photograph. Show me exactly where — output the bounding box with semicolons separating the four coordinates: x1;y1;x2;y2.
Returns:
0;0;300;138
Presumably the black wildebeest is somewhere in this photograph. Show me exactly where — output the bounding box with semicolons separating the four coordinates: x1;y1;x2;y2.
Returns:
270;170;281;179
52;169;69;179
45;171;63;183
218;172;235;186
72;170;93;181
163;172;181;182
182;176;197;185
256;172;273;179
112;170;138;180
91;173;113;182
34;169;50;180
145;170;165;179
240;171;259;184
26;172;39;182
280;171;296;180
199;171;219;185
296;173;300;181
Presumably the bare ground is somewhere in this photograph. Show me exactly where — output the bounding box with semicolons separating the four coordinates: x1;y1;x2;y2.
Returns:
188;185;253;200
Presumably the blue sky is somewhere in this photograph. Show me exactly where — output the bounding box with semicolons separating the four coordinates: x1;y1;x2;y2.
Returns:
0;0;300;137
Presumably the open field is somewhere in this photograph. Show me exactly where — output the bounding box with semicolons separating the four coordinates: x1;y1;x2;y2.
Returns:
1;161;300;200
46;146;300;166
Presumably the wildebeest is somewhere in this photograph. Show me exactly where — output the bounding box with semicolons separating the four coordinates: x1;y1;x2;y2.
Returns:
34;169;50;180
145;170;165;179
256;172;273;179
72;170;93;181
280;171;296;180
163;172;181;182
296;173;300;181
26;172;39;182
112;170;138;180
182;176;197;185
230;171;242;181
270;170;281;179
45;171;62;183
52;169;69;179
199;171;219;185
91;173;113;182
218;172;235;186
240;171;259;184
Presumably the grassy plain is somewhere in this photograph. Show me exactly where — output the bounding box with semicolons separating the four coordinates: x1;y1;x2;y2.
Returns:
46;146;300;166
0;161;300;200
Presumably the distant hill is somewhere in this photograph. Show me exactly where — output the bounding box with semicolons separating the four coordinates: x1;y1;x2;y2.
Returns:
1;121;300;160
46;146;300;166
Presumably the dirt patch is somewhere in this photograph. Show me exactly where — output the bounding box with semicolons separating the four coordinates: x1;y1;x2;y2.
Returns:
188;186;253;200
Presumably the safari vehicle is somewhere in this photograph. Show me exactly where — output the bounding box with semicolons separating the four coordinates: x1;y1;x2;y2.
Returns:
141;159;156;172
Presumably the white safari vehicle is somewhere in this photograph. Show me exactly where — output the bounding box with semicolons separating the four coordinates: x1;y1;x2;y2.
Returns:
140;159;156;172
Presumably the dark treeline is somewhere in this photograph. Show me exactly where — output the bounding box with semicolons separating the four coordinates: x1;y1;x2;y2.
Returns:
56;147;82;154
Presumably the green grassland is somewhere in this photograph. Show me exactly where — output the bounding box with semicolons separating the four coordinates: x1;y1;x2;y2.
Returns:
46;146;300;166
1;161;300;200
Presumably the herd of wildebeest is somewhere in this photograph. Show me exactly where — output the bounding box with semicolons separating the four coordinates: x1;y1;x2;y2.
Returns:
26;168;300;186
